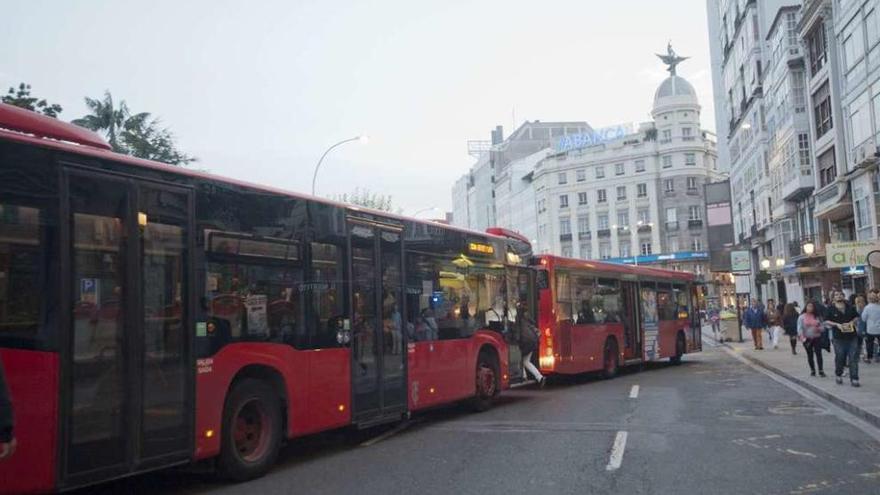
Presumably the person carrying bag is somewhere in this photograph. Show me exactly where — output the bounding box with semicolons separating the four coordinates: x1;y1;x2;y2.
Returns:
514;301;545;387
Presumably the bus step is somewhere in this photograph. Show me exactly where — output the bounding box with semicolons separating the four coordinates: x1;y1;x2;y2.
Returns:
355;410;407;430
510;379;537;389
624;358;643;366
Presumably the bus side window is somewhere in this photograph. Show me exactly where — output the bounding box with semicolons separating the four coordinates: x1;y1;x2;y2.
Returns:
596;278;622;323
656;284;675;321
307;242;346;348
554;270;573;323
673;283;689;320
573;275;596;324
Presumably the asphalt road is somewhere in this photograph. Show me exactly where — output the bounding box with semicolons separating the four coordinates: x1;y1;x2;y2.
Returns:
82;345;880;495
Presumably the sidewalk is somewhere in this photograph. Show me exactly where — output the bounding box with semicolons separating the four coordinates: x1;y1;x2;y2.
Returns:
704;325;880;428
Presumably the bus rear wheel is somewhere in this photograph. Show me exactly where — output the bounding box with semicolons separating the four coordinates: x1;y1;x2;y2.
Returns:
670;333;685;365
471;351;498;412
218;378;283;481
602;339;619;379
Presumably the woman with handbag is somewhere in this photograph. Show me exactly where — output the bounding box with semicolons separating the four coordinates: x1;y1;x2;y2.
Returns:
782;303;799;355
825;291;861;387
797;301;826;377
514;301;545;387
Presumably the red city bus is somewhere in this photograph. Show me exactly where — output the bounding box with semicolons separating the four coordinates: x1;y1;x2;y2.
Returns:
0;103;533;493
533;255;703;377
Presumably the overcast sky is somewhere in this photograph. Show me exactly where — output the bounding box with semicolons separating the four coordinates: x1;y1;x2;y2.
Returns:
2;0;715;216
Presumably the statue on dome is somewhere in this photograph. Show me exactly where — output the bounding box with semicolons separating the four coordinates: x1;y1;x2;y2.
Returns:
656;41;689;76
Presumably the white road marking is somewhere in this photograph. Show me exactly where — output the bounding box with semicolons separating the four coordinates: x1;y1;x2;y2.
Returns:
629;385;639;399
606;431;628;471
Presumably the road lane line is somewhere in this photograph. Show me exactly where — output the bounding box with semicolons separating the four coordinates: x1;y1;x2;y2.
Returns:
606;431;628;471
629;385;639;399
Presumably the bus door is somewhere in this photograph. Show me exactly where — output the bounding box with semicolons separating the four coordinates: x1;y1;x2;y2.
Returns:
62;168;193;486
348;219;407;425
689;283;703;352
621;281;642;360
503;267;533;383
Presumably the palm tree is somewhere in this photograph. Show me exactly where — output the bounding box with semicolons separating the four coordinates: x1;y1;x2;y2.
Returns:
71;91;130;152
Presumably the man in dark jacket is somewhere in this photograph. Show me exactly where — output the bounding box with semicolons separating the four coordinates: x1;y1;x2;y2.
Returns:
0;355;15;460
743;298;767;350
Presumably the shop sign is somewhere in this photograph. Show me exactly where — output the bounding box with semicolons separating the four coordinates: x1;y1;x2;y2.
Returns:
730;250;751;273
826;241;880;268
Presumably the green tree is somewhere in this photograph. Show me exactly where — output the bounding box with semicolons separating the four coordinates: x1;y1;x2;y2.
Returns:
72;91;195;166
2;83;63;117
334;187;398;212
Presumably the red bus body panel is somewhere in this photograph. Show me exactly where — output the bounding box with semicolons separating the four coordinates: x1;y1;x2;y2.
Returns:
407;330;509;411
0;349;58;495
657;319;688;359
194;344;350;460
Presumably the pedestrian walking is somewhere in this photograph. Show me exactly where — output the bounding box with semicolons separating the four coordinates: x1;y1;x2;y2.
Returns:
797;301;826;377
766;298;782;349
855;294;867;363
708;304;722;342
513;300;545;387
0;355;15;460
782;303;798;355
862;291;880;364
743;298;767;350
825;291;861;387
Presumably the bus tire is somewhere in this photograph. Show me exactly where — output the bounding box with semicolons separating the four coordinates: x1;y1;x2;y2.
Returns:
218;378;283;482
670;333;686;365
602;339;619;379
471;349;499;412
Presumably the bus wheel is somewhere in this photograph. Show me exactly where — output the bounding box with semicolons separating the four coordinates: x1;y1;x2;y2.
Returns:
219;378;283;481
603;339;619;379
471;351;498;412
670;333;685;365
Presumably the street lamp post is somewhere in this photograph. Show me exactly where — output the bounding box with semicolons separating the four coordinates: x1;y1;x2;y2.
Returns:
411;206;441;218
311;135;369;196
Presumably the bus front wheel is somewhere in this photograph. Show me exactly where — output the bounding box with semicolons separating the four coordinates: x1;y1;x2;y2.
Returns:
218;378;283;481
670;333;685;365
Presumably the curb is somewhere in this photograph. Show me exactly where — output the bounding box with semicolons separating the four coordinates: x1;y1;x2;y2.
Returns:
723;342;880;429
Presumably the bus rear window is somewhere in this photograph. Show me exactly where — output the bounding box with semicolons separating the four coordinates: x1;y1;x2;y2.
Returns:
0;204;51;347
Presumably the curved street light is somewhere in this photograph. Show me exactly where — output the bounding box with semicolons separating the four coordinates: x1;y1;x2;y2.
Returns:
411;206;441;218
311;135;369;195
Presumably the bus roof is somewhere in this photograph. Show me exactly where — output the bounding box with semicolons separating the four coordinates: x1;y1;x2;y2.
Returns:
0;102;518;245
536;254;696;282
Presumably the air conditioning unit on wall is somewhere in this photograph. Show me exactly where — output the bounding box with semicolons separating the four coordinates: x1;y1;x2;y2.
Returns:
854;142;878;168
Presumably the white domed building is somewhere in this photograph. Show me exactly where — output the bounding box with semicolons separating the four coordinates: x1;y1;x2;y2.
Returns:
528;48;724;276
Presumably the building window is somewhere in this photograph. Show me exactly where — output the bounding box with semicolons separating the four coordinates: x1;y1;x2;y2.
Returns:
842;17;865;72
798;133;811;169
597;189;607;203
620;243;631;257
685;153;696;166
617;211;629;227
637;208;650;224
579;243;591;259
682;127;693;141
635;160;646;172
818;147;836;187
661;129;672;143
662;156;672;168
597;213;609;229
559;194;569;208
559;217;571;235
578;192;588;205
668;237;679;252
688;205;702;220
687;177;697;191
791;71;806;113
558;172;568;185
561;245;573;257
615;163;625;175
537;198;546;213
814;81;833;138
664;179;675;192
637;183;647;197
640;242;652;255
599;243;611;259
692;237;703;251
576;169;586;182
666;207;677;223
577;214;589;233
807;22;827;75
616;186;627;200
595;165;605;179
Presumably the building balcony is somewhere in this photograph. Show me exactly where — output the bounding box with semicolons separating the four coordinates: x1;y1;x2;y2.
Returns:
788;235;823;262
637;224;652;233
597;229;611;238
688;219;703;228
617;227;631;235
814;180;852;221
578;232;591;241
559;233;572;242
665;221;679;231
782;169;815;202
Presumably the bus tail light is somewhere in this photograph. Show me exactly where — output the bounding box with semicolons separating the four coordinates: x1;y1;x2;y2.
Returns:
539;354;555;369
